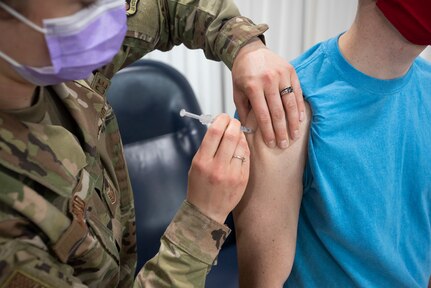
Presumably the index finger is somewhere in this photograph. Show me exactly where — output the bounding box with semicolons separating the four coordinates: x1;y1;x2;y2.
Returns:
248;90;276;148
283;69;304;141
291;68;305;123
197;114;230;159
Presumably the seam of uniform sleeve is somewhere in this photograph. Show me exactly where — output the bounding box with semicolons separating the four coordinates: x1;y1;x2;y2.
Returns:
163;201;231;265
215;17;269;69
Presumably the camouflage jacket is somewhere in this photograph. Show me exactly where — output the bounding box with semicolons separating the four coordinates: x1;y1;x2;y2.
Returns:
0;0;268;287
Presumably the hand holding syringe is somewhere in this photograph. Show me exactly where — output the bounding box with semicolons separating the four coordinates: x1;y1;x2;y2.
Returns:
180;109;254;134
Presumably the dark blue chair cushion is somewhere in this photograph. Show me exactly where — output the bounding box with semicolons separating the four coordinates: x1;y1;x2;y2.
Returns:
107;60;238;287
107;60;205;145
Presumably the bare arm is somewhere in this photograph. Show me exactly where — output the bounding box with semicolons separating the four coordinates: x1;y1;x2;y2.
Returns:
233;104;311;287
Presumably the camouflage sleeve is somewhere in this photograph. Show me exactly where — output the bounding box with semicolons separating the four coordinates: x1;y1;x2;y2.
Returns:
152;0;269;69
93;0;268;90
134;201;231;288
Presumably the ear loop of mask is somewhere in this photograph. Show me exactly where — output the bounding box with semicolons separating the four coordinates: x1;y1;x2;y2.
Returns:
0;3;45;69
0;50;23;67
0;2;46;33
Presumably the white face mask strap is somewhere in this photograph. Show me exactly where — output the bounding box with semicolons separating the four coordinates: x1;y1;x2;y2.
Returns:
0;2;46;33
0;50;22;68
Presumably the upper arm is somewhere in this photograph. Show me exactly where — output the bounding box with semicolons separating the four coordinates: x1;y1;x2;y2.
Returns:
156;0;267;68
233;104;311;287
156;0;239;55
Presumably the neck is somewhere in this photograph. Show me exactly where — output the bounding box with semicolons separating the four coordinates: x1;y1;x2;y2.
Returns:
339;2;426;80
0;60;37;110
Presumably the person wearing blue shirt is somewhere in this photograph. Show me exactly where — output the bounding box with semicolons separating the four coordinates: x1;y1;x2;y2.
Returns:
234;0;431;287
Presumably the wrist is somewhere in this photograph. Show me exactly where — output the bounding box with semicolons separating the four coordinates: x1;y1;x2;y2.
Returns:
234;36;267;65
165;201;231;265
215;16;269;69
205;212;228;225
186;199;228;224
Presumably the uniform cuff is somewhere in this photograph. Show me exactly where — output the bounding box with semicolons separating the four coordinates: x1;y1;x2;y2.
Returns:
215;16;269;69
163;201;231;265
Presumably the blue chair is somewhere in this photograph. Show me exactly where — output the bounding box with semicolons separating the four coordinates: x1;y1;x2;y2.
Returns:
107;59;238;288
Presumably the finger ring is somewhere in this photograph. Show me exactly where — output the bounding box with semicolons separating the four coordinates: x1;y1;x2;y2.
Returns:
280;86;294;96
232;155;246;163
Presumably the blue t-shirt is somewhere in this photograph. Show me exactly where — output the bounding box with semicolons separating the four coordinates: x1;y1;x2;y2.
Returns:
285;36;431;287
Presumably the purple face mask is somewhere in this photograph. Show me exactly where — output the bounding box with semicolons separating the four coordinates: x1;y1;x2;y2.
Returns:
0;0;127;86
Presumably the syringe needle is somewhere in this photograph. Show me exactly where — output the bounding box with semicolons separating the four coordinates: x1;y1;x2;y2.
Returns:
180;109;254;134
179;109;201;121
180;109;212;125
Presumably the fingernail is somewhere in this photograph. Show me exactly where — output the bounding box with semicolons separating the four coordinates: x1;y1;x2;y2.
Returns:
293;130;300;140
300;111;305;122
267;140;276;148
280;140;289;149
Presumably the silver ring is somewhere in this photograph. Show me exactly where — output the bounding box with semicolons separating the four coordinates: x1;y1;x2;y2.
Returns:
280;86;294;96
232;155;246;163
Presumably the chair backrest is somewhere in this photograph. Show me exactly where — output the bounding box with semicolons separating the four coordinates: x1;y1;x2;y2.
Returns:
107;60;206;273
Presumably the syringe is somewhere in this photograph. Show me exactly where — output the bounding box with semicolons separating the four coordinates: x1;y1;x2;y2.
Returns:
179;109;253;134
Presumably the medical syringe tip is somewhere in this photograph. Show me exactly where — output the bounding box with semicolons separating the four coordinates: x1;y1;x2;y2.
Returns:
179;108;254;133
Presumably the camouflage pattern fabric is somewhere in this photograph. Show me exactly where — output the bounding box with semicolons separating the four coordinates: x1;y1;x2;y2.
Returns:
0;0;266;286
93;0;268;95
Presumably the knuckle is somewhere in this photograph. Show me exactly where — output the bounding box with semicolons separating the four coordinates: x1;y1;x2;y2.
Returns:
227;175;239;187
271;108;285;121
266;92;280;101
219;113;230;119
207;125;224;138
286;64;294;73
244;82;258;95
233;97;243;106
277;66;288;77
191;157;205;174
232;118;241;127
208;170;224;185
256;111;271;125
244;148;251;158
230;119;242;132
262;71;277;86
216;113;230;123
295;85;303;96
284;95;297;110
290;124;299;133
223;131;238;144
240;137;250;150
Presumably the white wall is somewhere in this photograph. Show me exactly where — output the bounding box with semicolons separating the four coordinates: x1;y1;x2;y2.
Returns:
145;0;431;116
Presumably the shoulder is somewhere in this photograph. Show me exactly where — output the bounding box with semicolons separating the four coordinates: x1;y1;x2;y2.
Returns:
290;37;337;98
291;41;327;73
290;37;338;73
414;56;431;77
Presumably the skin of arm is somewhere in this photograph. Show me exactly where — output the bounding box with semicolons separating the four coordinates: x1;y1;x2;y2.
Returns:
233;103;311;287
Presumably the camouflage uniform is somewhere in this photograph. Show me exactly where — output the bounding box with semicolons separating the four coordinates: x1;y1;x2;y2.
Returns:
0;0;268;287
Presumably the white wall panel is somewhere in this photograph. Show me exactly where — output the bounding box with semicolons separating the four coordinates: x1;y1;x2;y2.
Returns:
421;46;431;60
145;47;223;115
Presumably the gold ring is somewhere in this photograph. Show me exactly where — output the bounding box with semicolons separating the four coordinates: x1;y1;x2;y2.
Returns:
232;155;246;163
